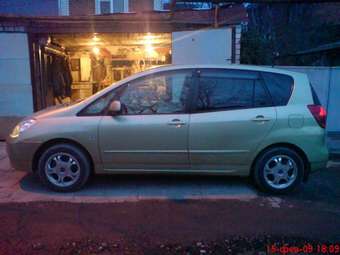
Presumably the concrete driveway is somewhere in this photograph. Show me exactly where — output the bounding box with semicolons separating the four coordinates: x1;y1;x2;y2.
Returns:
1;142;340;205
0;142;258;203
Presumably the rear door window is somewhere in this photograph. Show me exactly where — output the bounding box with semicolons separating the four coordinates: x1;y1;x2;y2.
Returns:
261;72;294;106
194;69;272;112
254;79;272;107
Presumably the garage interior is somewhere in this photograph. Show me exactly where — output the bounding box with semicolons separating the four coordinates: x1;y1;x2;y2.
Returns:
32;32;172;108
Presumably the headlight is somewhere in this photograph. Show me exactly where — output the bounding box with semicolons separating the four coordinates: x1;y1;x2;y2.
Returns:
10;119;36;138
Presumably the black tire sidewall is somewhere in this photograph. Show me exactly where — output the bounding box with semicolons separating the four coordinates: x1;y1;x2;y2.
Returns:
254;147;304;194
38;144;91;192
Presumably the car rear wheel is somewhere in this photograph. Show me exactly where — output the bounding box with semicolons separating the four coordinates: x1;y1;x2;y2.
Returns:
38;143;91;192
253;147;304;194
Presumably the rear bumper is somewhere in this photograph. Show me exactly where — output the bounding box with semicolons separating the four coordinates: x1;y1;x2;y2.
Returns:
6;138;41;172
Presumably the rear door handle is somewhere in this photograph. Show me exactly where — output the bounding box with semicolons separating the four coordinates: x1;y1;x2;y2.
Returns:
251;115;271;122
167;119;186;127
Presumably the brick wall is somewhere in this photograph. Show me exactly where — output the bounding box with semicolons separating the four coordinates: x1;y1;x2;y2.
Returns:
69;0;95;16
129;0;154;12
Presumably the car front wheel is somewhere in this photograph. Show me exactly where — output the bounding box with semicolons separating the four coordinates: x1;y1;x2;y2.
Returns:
253;147;305;194
37;143;91;192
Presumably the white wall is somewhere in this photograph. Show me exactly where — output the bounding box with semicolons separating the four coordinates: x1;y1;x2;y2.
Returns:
0;33;33;116
172;28;232;65
327;68;340;154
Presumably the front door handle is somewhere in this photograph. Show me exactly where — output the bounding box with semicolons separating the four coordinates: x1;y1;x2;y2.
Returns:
167;119;186;127
251;115;271;122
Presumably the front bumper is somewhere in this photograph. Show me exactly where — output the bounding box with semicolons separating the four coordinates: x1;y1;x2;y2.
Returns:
6;138;41;172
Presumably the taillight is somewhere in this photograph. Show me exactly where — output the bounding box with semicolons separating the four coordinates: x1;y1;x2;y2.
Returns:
308;104;327;128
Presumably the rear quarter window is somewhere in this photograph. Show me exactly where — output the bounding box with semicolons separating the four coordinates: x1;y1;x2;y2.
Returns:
261;72;294;106
310;84;321;105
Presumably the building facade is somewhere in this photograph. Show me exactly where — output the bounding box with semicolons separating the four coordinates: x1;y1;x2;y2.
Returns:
0;0;214;16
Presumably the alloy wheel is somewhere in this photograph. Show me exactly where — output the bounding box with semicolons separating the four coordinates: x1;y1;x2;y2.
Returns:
263;155;298;190
44;152;81;188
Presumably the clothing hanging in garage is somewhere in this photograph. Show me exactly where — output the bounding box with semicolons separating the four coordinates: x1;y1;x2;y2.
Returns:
51;56;73;102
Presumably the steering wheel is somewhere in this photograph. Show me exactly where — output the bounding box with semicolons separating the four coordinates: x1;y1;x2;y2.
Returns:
121;103;129;115
138;102;158;114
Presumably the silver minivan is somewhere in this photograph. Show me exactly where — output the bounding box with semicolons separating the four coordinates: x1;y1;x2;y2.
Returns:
7;65;329;193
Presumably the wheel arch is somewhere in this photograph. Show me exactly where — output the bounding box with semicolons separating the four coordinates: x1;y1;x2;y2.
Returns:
251;142;311;182
32;138;94;174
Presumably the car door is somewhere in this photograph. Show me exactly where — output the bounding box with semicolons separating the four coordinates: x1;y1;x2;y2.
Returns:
98;69;194;171
189;69;276;173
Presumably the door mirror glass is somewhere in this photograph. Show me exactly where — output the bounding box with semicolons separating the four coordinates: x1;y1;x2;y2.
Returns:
79;85;127;116
108;100;121;115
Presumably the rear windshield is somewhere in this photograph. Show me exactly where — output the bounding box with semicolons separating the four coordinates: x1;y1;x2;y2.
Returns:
261;72;294;106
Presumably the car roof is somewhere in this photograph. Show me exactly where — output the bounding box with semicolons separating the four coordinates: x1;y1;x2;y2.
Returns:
145;64;304;78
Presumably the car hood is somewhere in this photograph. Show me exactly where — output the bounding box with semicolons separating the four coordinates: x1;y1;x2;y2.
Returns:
31;101;82;120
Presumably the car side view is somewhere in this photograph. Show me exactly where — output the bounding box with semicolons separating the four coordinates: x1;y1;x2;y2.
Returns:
6;65;329;193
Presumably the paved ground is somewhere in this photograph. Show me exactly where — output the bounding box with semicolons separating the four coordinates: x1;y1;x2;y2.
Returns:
0;142;340;254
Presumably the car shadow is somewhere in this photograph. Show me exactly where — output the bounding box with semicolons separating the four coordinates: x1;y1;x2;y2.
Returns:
290;166;340;204
19;173;258;200
256;166;340;205
18;166;340;203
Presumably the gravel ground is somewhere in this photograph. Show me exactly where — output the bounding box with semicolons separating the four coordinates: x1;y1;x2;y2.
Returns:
17;236;336;255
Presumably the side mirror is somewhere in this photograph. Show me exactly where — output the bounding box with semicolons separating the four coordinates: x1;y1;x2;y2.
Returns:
108;100;121;115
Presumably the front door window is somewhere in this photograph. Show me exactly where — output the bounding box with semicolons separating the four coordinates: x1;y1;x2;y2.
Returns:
118;70;192;115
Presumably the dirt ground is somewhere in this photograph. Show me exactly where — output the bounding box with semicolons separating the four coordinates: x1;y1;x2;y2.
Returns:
0;198;339;255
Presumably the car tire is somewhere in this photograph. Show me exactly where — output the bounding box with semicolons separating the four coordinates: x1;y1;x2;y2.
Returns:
253;147;304;194
38;143;91;192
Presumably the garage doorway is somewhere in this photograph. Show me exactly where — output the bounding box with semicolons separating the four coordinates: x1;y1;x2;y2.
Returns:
30;32;172;110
